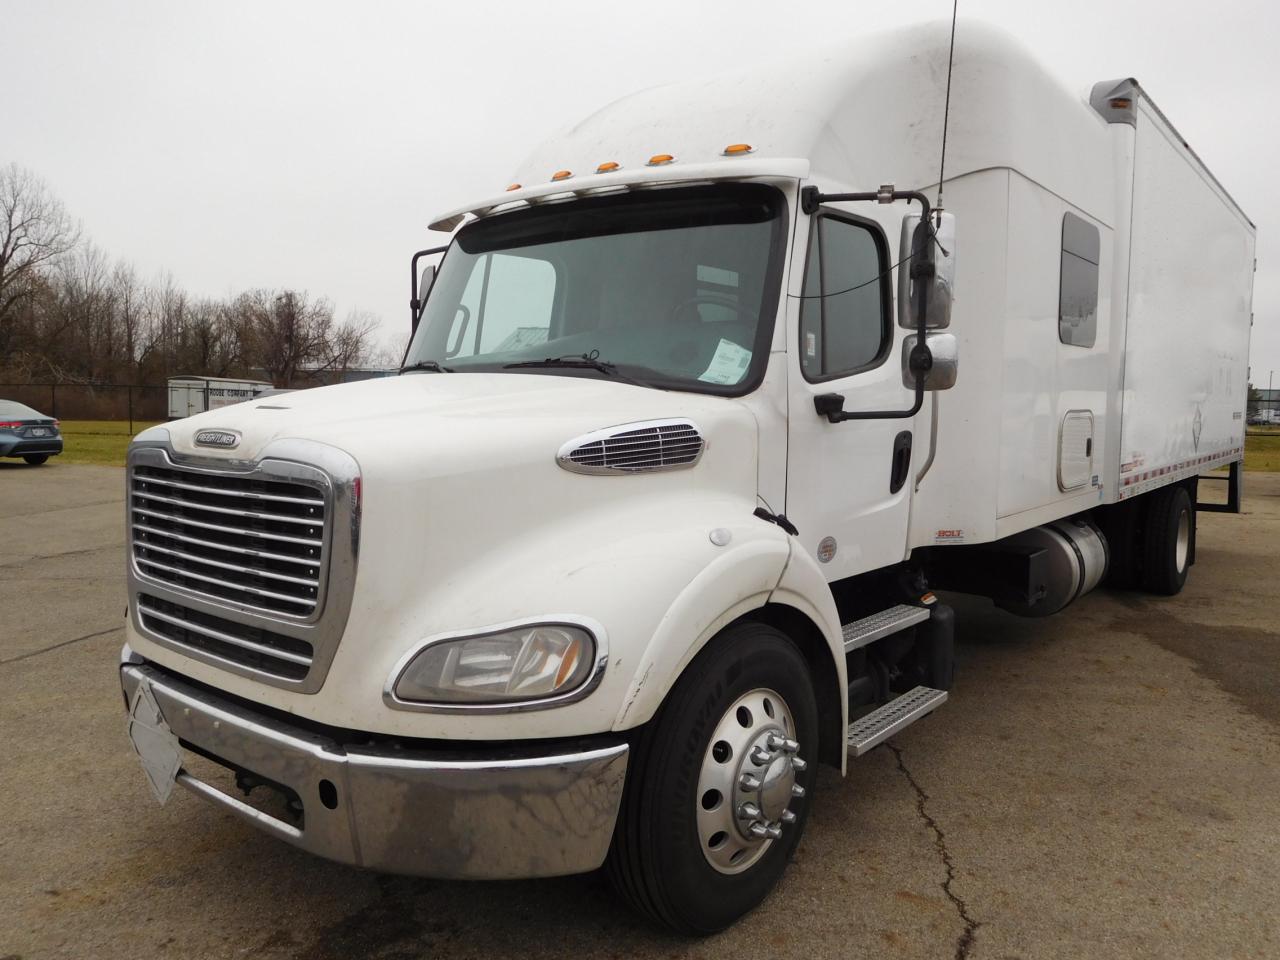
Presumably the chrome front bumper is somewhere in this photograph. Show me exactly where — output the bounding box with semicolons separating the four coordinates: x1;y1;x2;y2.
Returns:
119;656;629;879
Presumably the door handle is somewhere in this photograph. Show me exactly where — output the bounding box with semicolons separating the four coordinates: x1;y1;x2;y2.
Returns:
890;430;913;494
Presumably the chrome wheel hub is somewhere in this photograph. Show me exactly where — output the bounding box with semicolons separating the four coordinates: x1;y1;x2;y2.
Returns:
1175;508;1190;573
696;688;806;874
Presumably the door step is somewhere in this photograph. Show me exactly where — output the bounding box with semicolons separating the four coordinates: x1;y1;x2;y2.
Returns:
847;686;948;756
841;603;931;652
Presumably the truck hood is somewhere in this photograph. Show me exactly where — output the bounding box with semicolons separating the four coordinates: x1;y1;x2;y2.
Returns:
163;373;758;483
130;372;783;740
155;374;764;692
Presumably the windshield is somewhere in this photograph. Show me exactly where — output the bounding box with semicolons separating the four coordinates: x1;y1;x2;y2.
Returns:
403;183;786;394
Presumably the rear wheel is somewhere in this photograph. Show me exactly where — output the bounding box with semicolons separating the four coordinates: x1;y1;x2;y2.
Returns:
22;454;48;465
1142;484;1194;595
607;621;818;934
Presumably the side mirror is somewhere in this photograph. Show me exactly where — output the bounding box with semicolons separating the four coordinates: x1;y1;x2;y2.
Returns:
897;212;956;330
901;332;958;391
410;265;436;336
409;245;448;335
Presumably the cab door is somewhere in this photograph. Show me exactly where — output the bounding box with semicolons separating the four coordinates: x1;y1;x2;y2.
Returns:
784;206;915;581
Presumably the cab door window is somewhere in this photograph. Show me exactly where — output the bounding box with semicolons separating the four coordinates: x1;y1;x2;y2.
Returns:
799;214;891;381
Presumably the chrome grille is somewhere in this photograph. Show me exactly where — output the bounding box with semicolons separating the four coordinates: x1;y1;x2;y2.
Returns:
126;435;359;694
558;419;705;475
138;594;313;681
130;463;327;619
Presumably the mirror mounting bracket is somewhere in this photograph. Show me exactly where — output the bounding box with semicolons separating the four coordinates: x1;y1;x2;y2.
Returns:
802;185;937;423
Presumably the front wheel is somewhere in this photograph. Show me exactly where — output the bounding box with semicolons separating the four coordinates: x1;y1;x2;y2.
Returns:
606;621;819;934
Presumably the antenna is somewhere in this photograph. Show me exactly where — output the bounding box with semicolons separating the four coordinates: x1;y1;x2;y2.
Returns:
935;0;959;220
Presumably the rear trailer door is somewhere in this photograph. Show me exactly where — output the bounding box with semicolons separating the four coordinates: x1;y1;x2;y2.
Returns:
1117;101;1254;500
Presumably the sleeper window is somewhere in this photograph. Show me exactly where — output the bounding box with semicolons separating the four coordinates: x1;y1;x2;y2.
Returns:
799;215;890;380
1059;212;1100;348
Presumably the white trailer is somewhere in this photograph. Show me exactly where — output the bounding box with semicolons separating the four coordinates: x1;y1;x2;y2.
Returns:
120;21;1253;935
166;376;274;419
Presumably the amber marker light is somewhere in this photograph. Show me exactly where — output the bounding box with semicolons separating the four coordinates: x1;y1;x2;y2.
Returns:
505;183;522;192
722;143;754;156
1109;97;1132;109
554;637;584;688
551;169;573;181
646;153;675;166
595;161;621;173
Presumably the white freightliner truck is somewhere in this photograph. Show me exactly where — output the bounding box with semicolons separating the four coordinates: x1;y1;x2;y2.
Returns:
119;22;1254;933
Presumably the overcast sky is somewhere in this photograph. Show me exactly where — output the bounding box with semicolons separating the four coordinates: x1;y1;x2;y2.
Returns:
5;0;1277;381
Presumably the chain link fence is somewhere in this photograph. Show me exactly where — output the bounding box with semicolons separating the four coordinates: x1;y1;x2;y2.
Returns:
1251;389;1280;427
0;383;168;432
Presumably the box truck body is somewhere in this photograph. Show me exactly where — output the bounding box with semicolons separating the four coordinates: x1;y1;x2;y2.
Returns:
119;21;1253;934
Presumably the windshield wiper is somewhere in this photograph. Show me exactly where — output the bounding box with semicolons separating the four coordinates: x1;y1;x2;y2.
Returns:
400;359;453;374
503;353;612;372
503;352;647;386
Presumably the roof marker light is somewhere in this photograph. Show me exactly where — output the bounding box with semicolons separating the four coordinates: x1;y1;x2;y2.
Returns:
646;154;675;166
1109;97;1132;110
595;161;621;173
551;170;573;181
723;143;754;156
505;183;522;192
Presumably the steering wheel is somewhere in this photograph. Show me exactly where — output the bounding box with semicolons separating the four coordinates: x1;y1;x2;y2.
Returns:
669;293;758;325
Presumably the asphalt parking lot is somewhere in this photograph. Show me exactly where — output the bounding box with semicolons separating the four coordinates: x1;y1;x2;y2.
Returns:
3;462;1278;960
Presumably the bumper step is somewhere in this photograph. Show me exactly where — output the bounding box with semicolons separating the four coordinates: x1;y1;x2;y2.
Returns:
841;603;930;652
847;685;948;756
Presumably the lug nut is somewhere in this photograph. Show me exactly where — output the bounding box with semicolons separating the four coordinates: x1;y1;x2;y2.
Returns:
780;809;797;824
749;822;783;839
790;756;807;772
738;801;762;821
739;773;762;791
750;746;773;765
767;734;800;754
791;784;806;799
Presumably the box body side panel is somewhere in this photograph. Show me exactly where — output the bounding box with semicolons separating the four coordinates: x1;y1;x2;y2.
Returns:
1118;102;1254;497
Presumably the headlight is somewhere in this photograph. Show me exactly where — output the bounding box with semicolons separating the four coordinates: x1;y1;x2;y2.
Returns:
391;622;599;706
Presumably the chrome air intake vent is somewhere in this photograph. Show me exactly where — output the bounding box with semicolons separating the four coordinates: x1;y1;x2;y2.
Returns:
557;419;705;475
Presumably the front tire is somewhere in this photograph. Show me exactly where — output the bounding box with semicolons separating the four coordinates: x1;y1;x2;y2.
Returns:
1142;484;1194;595
606;621;819;934
23;454;48;465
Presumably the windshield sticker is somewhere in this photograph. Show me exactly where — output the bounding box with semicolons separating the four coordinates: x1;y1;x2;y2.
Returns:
698;338;752;385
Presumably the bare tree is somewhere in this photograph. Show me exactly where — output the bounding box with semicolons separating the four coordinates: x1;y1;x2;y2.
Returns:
111;262;142;375
372;331;411;369
319;308;380;381
248;290;334;386
0;163;387;392
0;164;80;349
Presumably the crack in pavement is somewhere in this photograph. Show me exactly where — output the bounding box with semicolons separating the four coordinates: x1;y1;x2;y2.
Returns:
0;498;123;522
0;543;122;569
887;742;982;960
0;625;123;665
